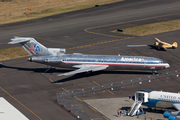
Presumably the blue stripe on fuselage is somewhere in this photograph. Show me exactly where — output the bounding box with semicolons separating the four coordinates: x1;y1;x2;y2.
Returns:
142;99;180;107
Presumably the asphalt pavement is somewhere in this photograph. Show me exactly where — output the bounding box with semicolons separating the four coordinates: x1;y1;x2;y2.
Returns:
0;0;180;120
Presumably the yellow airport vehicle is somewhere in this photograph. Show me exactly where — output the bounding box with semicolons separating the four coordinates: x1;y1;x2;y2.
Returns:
154;38;178;50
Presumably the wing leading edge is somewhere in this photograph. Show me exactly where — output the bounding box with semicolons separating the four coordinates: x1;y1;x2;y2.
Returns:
172;104;180;111
58;65;109;76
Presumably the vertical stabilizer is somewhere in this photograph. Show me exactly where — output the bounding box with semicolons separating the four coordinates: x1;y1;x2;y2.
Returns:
8;36;52;56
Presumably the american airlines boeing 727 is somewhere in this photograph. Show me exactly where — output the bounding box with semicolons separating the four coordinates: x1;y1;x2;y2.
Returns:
8;36;170;76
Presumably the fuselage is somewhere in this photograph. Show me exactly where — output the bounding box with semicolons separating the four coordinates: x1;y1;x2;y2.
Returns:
28;53;170;70
135;90;180;109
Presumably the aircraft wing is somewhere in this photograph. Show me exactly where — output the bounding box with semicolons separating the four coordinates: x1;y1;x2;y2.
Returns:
155;38;171;46
172;104;180;111
161;45;170;49
57;65;109;76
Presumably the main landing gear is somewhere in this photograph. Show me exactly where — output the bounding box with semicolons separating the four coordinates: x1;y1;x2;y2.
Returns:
44;65;53;73
152;70;157;75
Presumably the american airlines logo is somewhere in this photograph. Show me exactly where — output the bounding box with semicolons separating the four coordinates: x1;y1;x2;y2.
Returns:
29;43;41;53
121;57;145;62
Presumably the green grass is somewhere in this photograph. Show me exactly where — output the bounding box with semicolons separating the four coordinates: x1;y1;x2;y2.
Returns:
0;0;124;25
0;47;29;62
112;19;180;36
9;4;102;25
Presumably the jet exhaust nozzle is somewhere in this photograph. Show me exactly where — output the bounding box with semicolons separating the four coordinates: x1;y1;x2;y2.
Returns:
27;57;32;62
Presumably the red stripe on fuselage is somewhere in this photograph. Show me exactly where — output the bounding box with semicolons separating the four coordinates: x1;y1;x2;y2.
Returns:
63;62;168;67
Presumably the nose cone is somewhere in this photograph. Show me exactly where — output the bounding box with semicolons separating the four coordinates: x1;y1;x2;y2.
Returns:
165;63;170;68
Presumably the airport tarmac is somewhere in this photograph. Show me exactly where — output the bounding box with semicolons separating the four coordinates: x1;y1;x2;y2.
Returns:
0;0;180;120
84;97;164;120
64;76;180;120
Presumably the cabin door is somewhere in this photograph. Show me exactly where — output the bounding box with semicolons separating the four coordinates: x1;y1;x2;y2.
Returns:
136;92;148;102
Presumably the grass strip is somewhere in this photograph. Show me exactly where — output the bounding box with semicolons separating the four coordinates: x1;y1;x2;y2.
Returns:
112;19;180;36
0;47;29;62
0;0;123;25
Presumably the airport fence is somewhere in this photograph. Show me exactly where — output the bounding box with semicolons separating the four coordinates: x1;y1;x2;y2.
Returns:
56;70;179;120
57;94;92;120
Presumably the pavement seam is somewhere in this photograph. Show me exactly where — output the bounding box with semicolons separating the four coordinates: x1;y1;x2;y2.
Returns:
13;33;76;46
78;83;94;85
13;32;134;52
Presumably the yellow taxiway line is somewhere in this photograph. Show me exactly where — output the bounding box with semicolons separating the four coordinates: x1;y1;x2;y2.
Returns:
107;90;114;95
92;80;100;86
93;81;114;95
49;78;54;82
61;87;69;93
74;96;83;102
89;105;97;112
0;87;42;120
103;115;110;120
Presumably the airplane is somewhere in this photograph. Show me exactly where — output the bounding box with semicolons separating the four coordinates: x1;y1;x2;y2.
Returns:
8;36;170;76
154;38;178;50
129;89;180;120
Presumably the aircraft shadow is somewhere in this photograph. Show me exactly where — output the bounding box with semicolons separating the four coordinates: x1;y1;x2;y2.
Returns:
120;106;131;110
143;108;168;114
0;64;70;73
148;45;166;51
0;64;152;83
53;70;152;83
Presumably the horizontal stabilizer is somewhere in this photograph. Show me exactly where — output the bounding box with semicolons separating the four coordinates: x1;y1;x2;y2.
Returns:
58;65;108;76
9;36;51;56
8;36;31;44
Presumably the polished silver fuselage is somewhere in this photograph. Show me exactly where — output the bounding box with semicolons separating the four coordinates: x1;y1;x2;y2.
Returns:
28;54;170;70
9;37;170;75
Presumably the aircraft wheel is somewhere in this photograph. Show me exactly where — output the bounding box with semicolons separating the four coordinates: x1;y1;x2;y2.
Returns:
147;108;152;112
85;71;92;76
